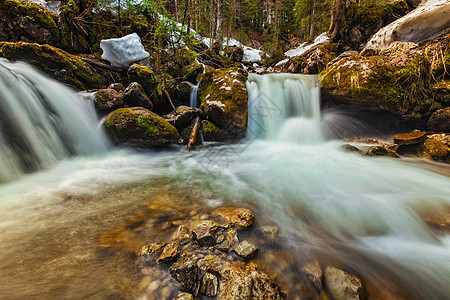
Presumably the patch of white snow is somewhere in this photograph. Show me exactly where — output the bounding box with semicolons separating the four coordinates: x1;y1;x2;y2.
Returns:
100;33;150;68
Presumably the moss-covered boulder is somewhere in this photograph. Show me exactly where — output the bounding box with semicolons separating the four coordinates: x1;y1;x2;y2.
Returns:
320;40;443;127
0;42;106;90
0;0;59;45
397;138;450;163
94;88;124;114
101;107;179;147
199;67;248;140
201;120;231;142
128;64;158;96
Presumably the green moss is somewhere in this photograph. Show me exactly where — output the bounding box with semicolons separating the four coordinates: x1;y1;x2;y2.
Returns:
0;42;105;90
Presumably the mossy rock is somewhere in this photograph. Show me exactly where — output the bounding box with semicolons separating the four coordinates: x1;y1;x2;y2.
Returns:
201;120;231;142
95;88;124;114
0;0;59;45
101;107;179;147
128;64;159;98
183;62;204;84
0;42;106;90
199;67;248;140
398;139;450;163
123;82;154;111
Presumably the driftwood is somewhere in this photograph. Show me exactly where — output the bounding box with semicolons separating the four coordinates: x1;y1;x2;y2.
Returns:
187;116;201;151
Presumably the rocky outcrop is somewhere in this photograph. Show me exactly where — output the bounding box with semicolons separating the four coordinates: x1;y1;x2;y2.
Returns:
101;107;179;147
0;42;106;90
0;0;59;45
199;67;248;140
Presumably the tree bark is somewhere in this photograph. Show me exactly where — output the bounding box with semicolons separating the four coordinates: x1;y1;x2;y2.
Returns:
308;0;316;43
187;116;201;150
329;0;347;42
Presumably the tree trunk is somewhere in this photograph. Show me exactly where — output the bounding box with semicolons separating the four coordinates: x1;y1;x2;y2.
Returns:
174;0;178;22
329;0;347;42
308;0;316;42
187;116;201;150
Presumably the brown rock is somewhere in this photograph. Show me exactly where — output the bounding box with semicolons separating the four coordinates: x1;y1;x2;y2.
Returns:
365;146;399;158
163;105;201;130
301;260;323;290
191;220;219;247
169;256;199;292
211;206;255;228
324;267;364;300
233;241;258;260
123;82;153;110
200;272;219;296
108;83;125;92
393;132;427;145
157;241;179;262
175;292;194;300
94;88;124;113
175;225;191;244
140;242;167;256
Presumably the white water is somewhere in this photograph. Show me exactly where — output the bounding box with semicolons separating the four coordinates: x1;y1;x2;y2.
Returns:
0;59;109;184
0;68;450;298
189;83;199;108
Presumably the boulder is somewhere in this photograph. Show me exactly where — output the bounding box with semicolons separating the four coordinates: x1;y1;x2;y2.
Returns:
94;88;124;114
191;220;218;247
201;120;232;142
211;206;255;228
123;82;153;110
427;108;450;133
108;83;125;92
199;67;248;140
163;106;201;130
0;0;59;46
393;132;427;145
402;138;450;163
101;107;179;147
169;256;200;292
324;267;364;300
0;42;105;90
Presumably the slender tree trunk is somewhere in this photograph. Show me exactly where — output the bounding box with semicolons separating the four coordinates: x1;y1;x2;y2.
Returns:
216;0;222;44
174;0;178;22
308;0;316;42
329;0;347;42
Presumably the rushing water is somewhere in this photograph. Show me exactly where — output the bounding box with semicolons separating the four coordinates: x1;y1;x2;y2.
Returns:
0;64;449;299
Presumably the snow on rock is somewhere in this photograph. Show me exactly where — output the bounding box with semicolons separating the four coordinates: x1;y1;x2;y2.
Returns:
284;32;329;58
27;0;60;14
365;0;450;51
100;33;150;69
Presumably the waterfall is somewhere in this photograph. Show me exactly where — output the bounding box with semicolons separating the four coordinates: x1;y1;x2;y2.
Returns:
246;73;324;143
0;59;109;184
189;83;199;108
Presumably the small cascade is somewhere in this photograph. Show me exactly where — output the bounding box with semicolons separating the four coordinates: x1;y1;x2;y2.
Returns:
189;83;199;108
0;59;109;184
246;73;323;144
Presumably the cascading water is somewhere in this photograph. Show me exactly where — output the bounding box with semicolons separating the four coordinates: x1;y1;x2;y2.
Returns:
0;59;109;184
0;68;449;299
189;83;199;108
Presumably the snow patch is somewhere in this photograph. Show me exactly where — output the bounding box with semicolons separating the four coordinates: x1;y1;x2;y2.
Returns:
206;100;226;108
365;0;450;50
27;0;60;14
276;32;329;66
100;33;150;68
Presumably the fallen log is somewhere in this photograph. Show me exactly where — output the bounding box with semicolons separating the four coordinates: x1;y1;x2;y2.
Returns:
187;116;201;151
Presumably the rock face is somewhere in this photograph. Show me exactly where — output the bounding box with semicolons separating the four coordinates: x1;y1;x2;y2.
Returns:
324;267;364;300
0;0;59;46
101;107;179;147
0;42;105;90
427;108;450;133
199;67;248;140
123;82;153;110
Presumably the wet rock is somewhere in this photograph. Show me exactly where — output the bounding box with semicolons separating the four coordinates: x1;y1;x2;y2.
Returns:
301;260;323;290
218;262;283;299
157;241;179;262
365;146;399;158
428;133;450;147
140;242;167;256
169;256;199;291
191;220;219;247
163;106;201;130
108;83;125;92
123;82;153;110
216;228;240;252
211;206;255;228
94;88;124;114
400;138;450;163
174;225;191;244
341;144;361;153
175;292;194;300
427;107;450;133
201;120;232;142
233;241;258;260
101;107;179;147
324;267;364;300
199;67;248;140
393;132;427;145
200;272;219;296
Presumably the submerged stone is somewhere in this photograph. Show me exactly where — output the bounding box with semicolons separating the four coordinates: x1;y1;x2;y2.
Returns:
157;241;179;262
191;220;218;247
233;241;258;260
169;257;199;292
200;272;219;296
365;146;399;158
211;206;255;228
140;242;167;256
324;267;364;300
